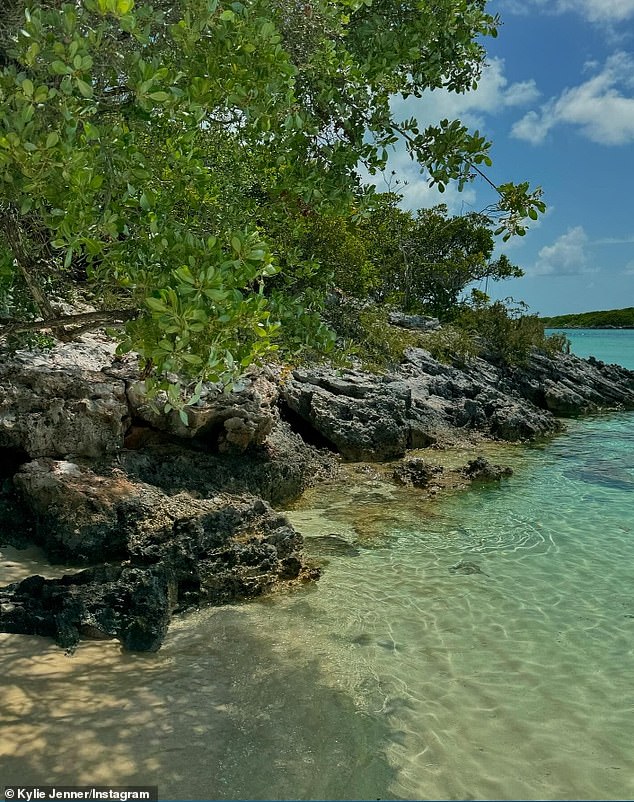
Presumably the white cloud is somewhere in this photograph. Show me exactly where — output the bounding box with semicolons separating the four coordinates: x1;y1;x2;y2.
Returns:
358;58;538;213
357;152;477;214
529;227;601;276
557;0;634;23
373;58;539;212
392;58;540;131
511;52;634;145
624;260;634;274
501;0;634;23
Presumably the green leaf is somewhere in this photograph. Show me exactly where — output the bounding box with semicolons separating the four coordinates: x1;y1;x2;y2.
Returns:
148;91;170;102
146;297;167;312
45;131;59;149
76;78;93;98
50;60;70;75
21;79;34;97
139;192;151;211
174;266;196;284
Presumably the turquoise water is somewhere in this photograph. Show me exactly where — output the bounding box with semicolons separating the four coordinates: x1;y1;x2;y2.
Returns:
1;332;634;800
547;328;634;370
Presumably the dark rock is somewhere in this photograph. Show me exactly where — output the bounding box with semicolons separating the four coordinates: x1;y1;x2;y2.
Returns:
119;419;335;507
0;565;173;652
463;457;513;481
392;458;443;488
449;560;488;576
1;465;317;650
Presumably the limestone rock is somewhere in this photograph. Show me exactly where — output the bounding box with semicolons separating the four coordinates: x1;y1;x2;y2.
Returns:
126;372;278;452
0;363;128;459
388;312;441;331
282;368;411;461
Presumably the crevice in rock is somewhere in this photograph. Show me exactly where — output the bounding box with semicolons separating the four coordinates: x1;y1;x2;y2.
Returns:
278;401;339;453
0;446;30;480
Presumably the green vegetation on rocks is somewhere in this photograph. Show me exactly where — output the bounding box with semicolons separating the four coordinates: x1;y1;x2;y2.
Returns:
542;308;634;329
0;0;546;405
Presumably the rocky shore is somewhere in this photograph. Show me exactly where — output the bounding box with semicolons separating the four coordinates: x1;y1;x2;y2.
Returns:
1;329;634;651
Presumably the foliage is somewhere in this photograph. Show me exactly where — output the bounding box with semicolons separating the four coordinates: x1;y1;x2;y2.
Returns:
542;307;634;329
348;199;523;319
456;297;569;365
0;0;546;400
417;325;479;366
322;295;422;371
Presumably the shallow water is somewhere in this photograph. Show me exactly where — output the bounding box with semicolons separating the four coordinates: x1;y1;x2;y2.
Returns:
2;334;634;800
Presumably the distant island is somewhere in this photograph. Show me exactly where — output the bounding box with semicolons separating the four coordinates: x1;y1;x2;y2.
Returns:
542;307;634;329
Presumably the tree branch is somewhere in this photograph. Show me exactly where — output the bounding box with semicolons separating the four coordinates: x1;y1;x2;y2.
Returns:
0;308;138;339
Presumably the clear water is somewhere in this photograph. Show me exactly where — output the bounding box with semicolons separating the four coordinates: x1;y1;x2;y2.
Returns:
546;328;634;371
2;333;634;800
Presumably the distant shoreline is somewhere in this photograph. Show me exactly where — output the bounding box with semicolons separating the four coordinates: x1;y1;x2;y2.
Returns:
541;307;634;329
545;326;634;330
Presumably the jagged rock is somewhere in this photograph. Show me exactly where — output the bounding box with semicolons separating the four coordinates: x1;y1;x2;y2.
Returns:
126;371;278;452
12;458;310;567
388;312;441;331
2;460;316;650
403;348;562;442
280;345;634;460
0;565;174;652
0;362;128;459
392;458;443;488
3;328;634;654
282;368;411;461
463;457;513;481
512;351;634;416
119;419;334;507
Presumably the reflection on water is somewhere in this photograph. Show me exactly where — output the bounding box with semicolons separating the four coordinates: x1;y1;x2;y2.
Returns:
2;415;634;800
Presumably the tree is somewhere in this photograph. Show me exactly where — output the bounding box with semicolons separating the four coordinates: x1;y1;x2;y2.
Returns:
396;205;523;318
0;0;545;402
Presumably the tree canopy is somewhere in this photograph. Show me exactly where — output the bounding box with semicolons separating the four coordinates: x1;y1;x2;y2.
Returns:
0;0;545;401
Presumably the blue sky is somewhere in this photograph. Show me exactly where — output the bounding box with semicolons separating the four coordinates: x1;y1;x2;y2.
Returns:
377;0;634;316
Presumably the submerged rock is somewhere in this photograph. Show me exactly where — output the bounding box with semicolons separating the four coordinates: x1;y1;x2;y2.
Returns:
449;560;488;576
462;457;513;482
392;457;443;488
306;535;361;558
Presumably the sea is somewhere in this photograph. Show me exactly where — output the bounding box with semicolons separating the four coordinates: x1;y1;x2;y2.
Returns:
1;330;633;801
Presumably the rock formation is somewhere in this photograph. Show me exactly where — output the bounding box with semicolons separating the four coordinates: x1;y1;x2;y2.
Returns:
1;327;633;651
